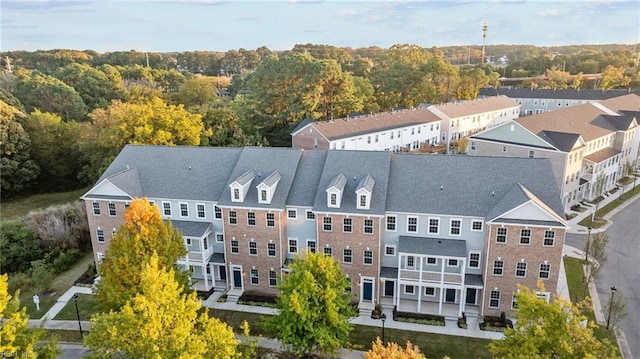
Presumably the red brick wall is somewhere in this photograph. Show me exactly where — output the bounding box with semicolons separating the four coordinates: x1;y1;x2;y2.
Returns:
292;126;330;150
85;200;127;266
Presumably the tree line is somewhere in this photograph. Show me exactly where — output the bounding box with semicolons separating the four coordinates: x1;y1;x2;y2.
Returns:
1;43;638;198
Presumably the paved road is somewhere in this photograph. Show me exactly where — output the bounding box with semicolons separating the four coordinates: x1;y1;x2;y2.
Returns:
58;343;89;359
567;198;640;358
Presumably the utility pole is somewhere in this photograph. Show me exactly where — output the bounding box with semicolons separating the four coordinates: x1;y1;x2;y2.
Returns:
481;1;489;64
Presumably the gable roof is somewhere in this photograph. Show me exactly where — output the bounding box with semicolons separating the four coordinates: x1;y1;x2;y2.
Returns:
471;121;557;150
485;183;566;224
602;112;638;131
430;95;519;119
286;150;327;207
539;131;582;152
356;175;375;193
479;88;640;101
307;107;441;141
258;171;281;187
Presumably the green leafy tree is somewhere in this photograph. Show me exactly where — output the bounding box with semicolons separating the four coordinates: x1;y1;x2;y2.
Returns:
0;274;61;359
29;259;54;293
95;198;188;311
176;76;219;108
315;59;363;120
0;101;39;196
584;232;609;297
266;251;355;356
0;222;44;274
200;98;266;147
87;254;238;359
488;281;618;359
53;63;121;110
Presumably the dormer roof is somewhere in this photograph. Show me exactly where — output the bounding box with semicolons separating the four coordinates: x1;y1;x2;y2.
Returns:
233;170;255;186
356;175;375;193
327;173;347;192
258;170;281;187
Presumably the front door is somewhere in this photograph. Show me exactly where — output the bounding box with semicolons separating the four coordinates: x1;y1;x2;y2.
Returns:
384;280;395;297
232;267;242;289
362;279;373;301
466;288;477;305
219;265;226;281
445;288;456;303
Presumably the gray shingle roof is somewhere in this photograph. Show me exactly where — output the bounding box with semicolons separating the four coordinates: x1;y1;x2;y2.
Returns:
209;253;225;263
357;175;375;193
260;171;281;187
386;154;564;218
539;131;581;152
171;220;211;237
398;236;467;257
105;167;143;197
327;173;347;192
465;274;483;286
479;88;640;101
286;150;328;207
313;150;392;215
233;170;255;186
217;147;302;209
96;145;243;201
471;121;556;150
380;266;398;278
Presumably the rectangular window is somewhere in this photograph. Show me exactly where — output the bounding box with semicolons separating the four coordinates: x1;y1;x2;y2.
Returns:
180;203;188;217
425;287;435;296
489;290;500;308
203;237;208;250
268;243;276;257
185;237;192;246
385;245;395;256
216;233;224;243
404;285;415;294
543;230;555;247
364;219;373;234
516;262;527;278
261;189;267;202
386;216;396;231
428;218;439;234
229;211;237;225
269;270;277;287
323;216;332;232
406;256;415;269
287;209;297;219
539;263;550;279
343;218;352;233
363;250;373;265
162;202;172;216
249;241;257;256
266;213;275;227
108;203;116;216
280;238;295;255
426;257;436;265
330;193;337;206
493;260;504;276
307;240;317;253
247;212;256;226
231;240;239;254
196;203;205;218
233;188;240;200
528;150;534;158
359;195;367;208
306;211;315;220
92;202;101;215
343;248;352;263
96;229;105;243
469;252;480;268
520;229;531;245
450;219;461;235
250;269;259;285
471;221;483;231
323;247;333;257
447;259;459;267
470;141;476;151
214;206;222;219
496;227;507;243
407;217;418;232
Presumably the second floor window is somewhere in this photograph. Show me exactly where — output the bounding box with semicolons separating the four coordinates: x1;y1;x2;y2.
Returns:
343;249;352;264
249;241;257;256
386;216;396;231
180;203;188;217
267;243;276;257
343;218;352;233
196;204;205;218
108;203;116;216
363;250;373;265
266;213;275;227
496;228;507;243
92;202;100;215
247;212;256;226
364;219;373;234
231;240;239;254
323;217;332;232
229;211;237;225
407;217;417;232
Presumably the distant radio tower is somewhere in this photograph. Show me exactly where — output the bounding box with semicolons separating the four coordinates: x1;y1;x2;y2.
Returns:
481;1;488;64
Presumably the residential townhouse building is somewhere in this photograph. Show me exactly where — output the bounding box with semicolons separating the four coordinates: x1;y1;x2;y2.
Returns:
83;145;566;320
468;94;640;211
479;87;640;116
291;96;520;153
291;107;442;152
426;95;520;142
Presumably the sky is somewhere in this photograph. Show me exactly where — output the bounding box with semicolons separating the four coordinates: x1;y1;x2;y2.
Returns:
1;0;639;53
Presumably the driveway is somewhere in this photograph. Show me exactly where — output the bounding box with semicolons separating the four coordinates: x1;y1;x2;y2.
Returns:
566;198;640;358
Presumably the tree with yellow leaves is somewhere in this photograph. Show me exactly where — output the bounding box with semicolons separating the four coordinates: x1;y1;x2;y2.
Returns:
488;281;619;358
364;338;428;359
0;274;60;358
86;253;238;359
95;198;188;311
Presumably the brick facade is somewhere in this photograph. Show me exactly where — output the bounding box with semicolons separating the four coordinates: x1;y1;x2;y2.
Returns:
85;200;127;266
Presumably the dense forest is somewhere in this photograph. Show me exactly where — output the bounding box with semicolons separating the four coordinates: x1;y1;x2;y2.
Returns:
1;43;639;198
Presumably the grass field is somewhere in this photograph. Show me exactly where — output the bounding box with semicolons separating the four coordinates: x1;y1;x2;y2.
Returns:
1;187;89;222
54;293;97;321
578;184;640;228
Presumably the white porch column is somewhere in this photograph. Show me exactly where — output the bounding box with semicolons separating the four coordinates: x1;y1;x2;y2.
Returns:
417;284;422;313
203;264;209;291
438;258;445;314
459;257;466;317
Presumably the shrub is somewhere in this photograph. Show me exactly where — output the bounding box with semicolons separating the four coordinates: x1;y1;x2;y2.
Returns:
30;259;55;293
23;201;90;251
8;272;33;294
392;307;446;326
0;221;47;274
52;248;81;273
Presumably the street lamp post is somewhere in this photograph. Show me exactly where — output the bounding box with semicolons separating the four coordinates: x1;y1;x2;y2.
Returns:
606;287;617;330
73;294;83;339
583;227;593;298
380;313;387;344
584;227;592;263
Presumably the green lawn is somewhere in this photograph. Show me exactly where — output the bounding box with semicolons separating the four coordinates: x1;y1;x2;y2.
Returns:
578;184;640;228
44;329;84;343
19;253;94;319
1;187;89;222
54;293;97;321
209;309;492;358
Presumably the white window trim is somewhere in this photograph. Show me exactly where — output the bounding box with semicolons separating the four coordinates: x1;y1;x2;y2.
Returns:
179;202;189;218
470;220;483;232
215;232;224;243
384;245;396;256
516;262;528;278
468;251;481;269
306;210;315;220
449;218;462;236
428;217;439;234
363;219;373;235
267;242;277;257
162;201;172;216
96;228;105;243
404;285;415;295
493;260;504;276
543;230;556;247
447;258;459;267
247;212;256;226
249;241;258;256
539;263;551;280
363;250;373;265
214;206;222;220
287;208;297;219
386;215;397;232
424;287;436;297
186;237;192;246
426;257;437;265
519;229;532;246
489;290;500;308
108;202;117;217
288;238;298;254
407;216;418;233
92;202;101;215
496;227;507;243
196;203;206;219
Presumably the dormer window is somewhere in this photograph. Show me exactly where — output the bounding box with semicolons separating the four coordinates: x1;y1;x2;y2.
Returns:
326;173;346;208
229;170;255;203
256;171;281;204
355;175;374;210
